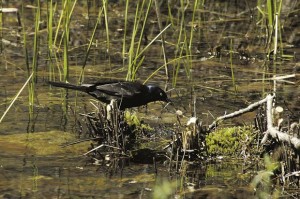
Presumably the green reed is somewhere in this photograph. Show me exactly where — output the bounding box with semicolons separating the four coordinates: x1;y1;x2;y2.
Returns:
172;0;191;87
47;0;56;81
63;1;69;82
126;0;152;81
21;3;29;73
144;55;191;84
154;0;169;79
266;0;274;30
32;0;41;81
64;1;77;116
132;24;172;82
188;0;198;52
167;2;175;27
102;0;111;68
186;0;201;84
274;0;283;59
26;0;41;117
122;0;129;61
64;0;77;82
173;0;186;79
258;0;283;61
50;0;76;82
52;1;66;80
44;1;77;118
230;38;237;94
53;2;64;48
125;1;139;80
79;6;104;84
0;5;2;53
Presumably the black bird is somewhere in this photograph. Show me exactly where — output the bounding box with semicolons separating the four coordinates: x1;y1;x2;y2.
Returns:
48;80;170;109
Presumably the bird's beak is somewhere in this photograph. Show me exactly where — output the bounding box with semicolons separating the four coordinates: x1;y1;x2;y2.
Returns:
166;98;172;104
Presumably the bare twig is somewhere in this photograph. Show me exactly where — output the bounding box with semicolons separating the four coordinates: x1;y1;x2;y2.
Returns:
83;144;122;156
208;96;269;131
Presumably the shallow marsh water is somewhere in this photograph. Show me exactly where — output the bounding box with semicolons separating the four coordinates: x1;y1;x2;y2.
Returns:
1;0;300;198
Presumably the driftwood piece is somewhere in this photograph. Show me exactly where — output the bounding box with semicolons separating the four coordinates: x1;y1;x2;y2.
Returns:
264;94;300;149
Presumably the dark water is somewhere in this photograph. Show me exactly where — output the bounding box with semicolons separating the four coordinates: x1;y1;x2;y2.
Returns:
0;0;299;198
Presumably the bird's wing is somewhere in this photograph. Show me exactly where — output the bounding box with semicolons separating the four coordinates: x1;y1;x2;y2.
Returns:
94;82;143;97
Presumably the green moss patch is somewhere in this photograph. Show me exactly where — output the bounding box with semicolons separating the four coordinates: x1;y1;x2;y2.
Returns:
206;126;255;156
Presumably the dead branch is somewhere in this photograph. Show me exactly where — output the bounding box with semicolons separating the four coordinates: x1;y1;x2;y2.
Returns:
207;93;300;149
264;94;300;149
208;96;269;132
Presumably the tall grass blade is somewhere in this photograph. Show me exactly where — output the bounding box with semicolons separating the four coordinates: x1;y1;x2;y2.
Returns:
0;3;2;53
230;38;237;93
135;23;172;64
79;6;104;83
28;0;41;116
144;55;192;84
126;2;140;81
122;0;129;61
102;0;111;68
47;0;55;81
154;0;169;79
127;23;171;81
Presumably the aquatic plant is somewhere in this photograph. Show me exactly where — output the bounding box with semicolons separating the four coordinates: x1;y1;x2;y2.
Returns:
206;126;255;156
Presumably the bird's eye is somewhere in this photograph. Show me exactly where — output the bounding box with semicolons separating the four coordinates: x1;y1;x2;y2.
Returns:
160;92;163;96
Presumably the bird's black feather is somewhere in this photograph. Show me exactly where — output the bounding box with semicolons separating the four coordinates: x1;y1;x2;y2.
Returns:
49;80;169;109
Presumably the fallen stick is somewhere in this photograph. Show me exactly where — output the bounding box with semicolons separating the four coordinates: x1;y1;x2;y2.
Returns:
207;96;270;132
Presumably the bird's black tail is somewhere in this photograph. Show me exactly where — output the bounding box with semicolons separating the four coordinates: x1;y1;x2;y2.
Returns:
48;81;88;92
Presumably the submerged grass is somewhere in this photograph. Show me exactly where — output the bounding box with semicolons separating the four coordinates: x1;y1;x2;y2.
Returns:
0;130;87;155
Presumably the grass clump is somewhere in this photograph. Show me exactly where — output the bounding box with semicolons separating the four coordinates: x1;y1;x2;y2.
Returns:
124;111;153;132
